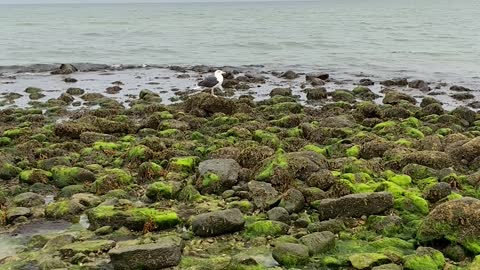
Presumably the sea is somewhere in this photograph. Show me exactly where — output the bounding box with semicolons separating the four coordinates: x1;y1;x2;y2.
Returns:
0;0;480;85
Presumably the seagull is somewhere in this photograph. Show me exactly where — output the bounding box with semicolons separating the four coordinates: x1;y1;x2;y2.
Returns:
198;70;227;96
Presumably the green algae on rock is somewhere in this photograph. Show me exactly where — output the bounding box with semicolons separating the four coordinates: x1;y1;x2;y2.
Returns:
91;168;133;194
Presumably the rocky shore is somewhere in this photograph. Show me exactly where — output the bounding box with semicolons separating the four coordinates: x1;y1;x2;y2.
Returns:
0;65;479;270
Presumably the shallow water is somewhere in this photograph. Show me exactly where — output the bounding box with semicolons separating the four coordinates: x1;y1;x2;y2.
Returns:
1;0;480;85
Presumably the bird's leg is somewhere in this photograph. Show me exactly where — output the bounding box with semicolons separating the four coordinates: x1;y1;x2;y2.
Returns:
211;86;217;97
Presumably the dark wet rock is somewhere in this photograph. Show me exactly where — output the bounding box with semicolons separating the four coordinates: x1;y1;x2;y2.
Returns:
37;157;72;171
299;231;335;255
360;139;393;159
451;92;474;101
279;188;305;213
248;180;280;210
280;70;298;79
443;244;466;262
310;78;325;86
330;89;355;103
355;102;382;119
417;198;480;254
272;243;309;267
467;101;480;109
51;64;78;75
307;219;345;234
408;79;429;90
81;92;106;101
106;86;122;94
64;77;77;83
380;78;408;86
305;87;327;100
58;93;74;104
7;207;32;223
267;207;290;223
451;106;476;124
423;182;451;203
313;192;394;220
191;208;245;237
383;91;416;105
79;131;116;144
419;103;444;116
55;121;100;139
367;215;402;236
382;106;412;119
185;93;236;116
306;169;336;190
109;237;183;270
401;151;452;169
306;72;329;81
196;159;241;194
270;88;292;97
66;87;85;95
420;135;443;151
359;78;374;86
420;96;442;108
450;85;472;92
352;86;380;100
13;192;44;207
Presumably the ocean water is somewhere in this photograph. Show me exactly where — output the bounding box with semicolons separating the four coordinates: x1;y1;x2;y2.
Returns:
1;0;480;84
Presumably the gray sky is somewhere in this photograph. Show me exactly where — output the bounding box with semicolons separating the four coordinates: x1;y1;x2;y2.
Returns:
0;0;279;3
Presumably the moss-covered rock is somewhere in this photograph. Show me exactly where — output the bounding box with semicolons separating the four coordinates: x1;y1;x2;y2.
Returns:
404;247;445;270
86;205;180;231
348;253;390;269
272;242;309;267
168;156;199;173
0;162;21;180
19;169;52;184
146;181;182;200
60;239;116;257
245;220;289;238
91;168;133;194
45;200;85;220
51;166;96;188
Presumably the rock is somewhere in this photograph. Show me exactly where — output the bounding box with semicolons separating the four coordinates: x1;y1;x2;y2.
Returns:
307;219;345;233
299;231;335;255
0;162;21;180
352;86;380;100
51;166;96;188
367;215;402;236
305;169;336;190
305;87;327;100
423;182;451;203
66;87;85;95
51;64;78;75
420;97;442;108
7;207;32;223
359;78;374;86
60;239;116;257
310;78;325;86
408;80;429;90
197;159;241;194
270;88;292;97
191;208;245;237
267;207;290;223
272;243;309;267
451;92;474;100
231;247;279;269
106;86;122;94
279;188;305;213
420;103;444;116
360;139;392;159
372;264;402;270
404;247;445;270
417;198;480;254
80;131;116;144
330;89;355;103
313;192;394;220
280;70;298;79
380;78;408;86
58;92;74;104
109;237;183;270
45;200;85;220
43;234;76;250
443;244;466;262
248;180;280;210
64;77;77;83
349;253;390;269
383;91;416;105
71;193;102;207
306;72;329;81
451;106;476;124
185;93;236;117
13;192;44;207
54;121;100;139
450;85;472;92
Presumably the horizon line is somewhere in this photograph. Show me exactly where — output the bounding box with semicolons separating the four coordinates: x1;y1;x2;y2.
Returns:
0;0;297;5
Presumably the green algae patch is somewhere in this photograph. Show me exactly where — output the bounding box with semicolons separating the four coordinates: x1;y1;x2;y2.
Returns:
168;156;199;173
60;239;115;257
388;174;412;187
255;149;288;181
93;141;122;151
405;127;425;139
373;121;396;134
158;128;180;137
202;172;220;188
138;161;163;181
404;248;445;270
19;169;51;184
178;184;202;202
91;168;133;194
253;130;281;148
3;128;27;138
0;162;21;180
346;145;361;158
0;136;12;146
45;200;83;220
125;145;153;162
146;181;180;200
87;205;179;231
348;253;390;269
302;144;329;156
244;220;289;238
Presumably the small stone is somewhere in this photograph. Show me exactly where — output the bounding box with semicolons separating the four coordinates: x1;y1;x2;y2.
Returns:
299;231;335;255
95;226;114;236
279;188;305;213
64;77;78;83
270;88;292;97
307;219;346;234
267;207;290;223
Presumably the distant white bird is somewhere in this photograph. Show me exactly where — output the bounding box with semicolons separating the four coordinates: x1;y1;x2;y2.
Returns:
198;70;226;96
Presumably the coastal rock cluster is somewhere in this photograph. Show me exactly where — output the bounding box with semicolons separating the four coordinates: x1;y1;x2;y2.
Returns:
0;68;480;270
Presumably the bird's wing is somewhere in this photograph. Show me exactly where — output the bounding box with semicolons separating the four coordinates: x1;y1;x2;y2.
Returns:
198;76;218;87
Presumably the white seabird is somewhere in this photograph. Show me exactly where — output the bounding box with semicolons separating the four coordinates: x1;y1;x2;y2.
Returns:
198;70;226;96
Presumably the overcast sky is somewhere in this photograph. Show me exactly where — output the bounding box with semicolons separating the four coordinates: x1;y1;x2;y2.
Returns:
0;0;280;4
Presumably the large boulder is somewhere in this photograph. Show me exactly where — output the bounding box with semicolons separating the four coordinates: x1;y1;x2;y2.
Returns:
109;237;184;270
312;192;394;220
185;93;236;116
417;198;480;254
191;208;245;237
196;159;241;194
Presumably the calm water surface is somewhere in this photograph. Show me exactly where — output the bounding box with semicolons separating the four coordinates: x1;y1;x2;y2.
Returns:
0;0;479;83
